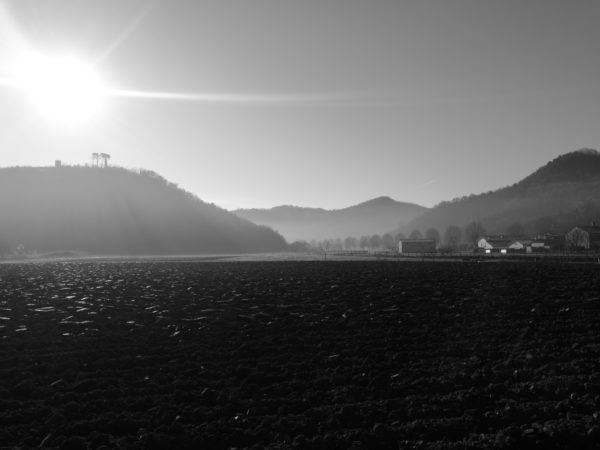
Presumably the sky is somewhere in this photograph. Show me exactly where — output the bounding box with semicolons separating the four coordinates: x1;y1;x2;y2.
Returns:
0;0;599;210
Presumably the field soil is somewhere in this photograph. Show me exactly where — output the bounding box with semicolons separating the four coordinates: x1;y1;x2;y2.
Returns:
1;260;600;449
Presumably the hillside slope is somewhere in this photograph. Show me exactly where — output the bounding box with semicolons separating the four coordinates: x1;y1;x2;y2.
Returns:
0;166;287;255
234;196;427;241
402;149;600;236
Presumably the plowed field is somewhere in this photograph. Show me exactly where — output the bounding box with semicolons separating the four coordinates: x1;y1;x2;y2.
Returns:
1;260;600;449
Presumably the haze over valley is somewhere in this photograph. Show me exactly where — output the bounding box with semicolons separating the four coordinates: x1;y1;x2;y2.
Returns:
233;149;600;246
234;197;426;243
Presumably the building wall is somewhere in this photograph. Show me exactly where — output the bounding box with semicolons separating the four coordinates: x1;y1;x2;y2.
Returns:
478;238;492;250
399;239;436;253
566;227;590;249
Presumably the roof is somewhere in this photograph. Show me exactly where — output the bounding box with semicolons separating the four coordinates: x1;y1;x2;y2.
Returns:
572;225;600;234
482;235;531;241
398;239;436;243
512;239;533;244
483;239;513;248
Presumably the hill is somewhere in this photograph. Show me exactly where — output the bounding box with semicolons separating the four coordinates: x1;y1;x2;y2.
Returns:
401;149;600;237
0;166;288;255
234;196;427;242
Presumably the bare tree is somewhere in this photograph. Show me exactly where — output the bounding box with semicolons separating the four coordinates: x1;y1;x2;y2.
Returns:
318;240;331;259
359;235;370;249
444;225;462;249
369;234;382;249
99;153;111;168
425;227;441;247
381;233;395;250
332;238;343;251
409;229;423;239
344;236;357;250
465;221;486;246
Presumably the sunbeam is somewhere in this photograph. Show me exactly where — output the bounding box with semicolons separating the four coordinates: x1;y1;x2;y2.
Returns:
106;87;359;105
95;2;157;65
104;87;415;107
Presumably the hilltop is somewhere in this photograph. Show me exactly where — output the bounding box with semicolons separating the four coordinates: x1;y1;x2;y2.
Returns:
518;149;600;187
0;166;287;255
401;149;600;236
234;196;427;242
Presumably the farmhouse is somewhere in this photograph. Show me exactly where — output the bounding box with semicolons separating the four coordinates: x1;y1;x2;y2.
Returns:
477;237;512;254
565;226;600;250
398;239;436;254
477;236;532;254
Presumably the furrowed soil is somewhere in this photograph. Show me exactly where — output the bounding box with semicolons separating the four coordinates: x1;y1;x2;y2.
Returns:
1;260;600;449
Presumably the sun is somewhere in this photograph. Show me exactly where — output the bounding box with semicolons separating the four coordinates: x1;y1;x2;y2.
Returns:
14;53;106;125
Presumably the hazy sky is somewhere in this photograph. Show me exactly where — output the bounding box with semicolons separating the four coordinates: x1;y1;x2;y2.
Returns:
1;0;599;209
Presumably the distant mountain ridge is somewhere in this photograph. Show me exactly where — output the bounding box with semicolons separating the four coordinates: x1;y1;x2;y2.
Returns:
401;149;600;237
234;196;427;242
0;166;287;255
8;148;595;255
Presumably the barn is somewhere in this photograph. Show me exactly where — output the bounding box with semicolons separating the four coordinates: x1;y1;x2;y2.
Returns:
565;226;600;250
398;239;436;254
477;237;513;254
477;236;532;254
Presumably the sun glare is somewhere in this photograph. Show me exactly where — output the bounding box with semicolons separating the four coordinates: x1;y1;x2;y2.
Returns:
14;53;106;125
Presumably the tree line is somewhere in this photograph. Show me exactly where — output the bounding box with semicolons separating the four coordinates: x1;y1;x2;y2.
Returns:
288;209;598;255
289;221;494;253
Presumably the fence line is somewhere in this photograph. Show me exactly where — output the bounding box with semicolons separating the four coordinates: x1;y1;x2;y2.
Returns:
324;249;600;263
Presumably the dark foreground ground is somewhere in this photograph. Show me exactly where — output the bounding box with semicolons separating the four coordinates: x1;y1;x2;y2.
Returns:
1;260;600;449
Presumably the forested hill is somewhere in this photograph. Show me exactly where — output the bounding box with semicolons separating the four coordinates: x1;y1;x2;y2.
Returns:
518;148;600;187
234;196;427;242
402;149;600;236
0;166;288;255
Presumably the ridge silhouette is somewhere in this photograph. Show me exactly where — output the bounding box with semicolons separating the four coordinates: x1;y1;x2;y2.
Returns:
0;166;287;255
